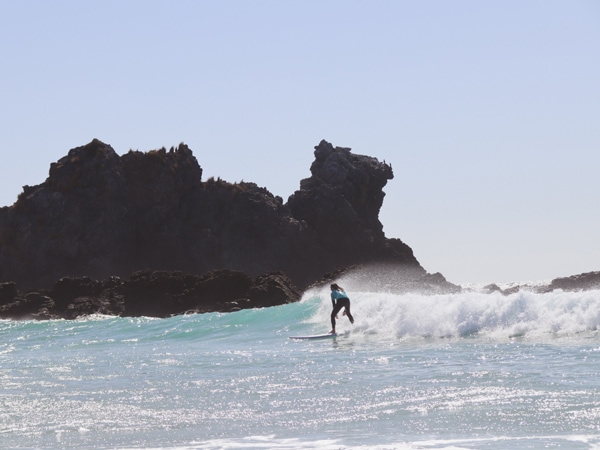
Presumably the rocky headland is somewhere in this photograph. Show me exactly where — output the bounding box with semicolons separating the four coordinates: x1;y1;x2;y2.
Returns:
484;271;600;296
0;139;596;320
0;139;458;319
0;270;301;320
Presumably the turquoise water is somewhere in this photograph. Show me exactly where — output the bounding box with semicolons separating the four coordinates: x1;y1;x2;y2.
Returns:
2;283;600;449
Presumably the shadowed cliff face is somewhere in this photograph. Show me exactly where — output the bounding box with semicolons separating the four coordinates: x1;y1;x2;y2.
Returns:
0;269;303;320
0;138;424;290
287;140;419;269
0;139;205;287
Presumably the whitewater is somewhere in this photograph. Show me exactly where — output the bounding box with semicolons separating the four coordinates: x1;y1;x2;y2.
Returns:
2;280;600;449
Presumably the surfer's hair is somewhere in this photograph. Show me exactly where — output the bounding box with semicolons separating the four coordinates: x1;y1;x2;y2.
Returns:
330;283;344;292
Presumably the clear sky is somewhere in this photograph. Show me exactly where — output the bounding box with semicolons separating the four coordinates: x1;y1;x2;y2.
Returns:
1;1;598;284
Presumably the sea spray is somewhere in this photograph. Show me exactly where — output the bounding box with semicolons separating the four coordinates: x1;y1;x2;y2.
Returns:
304;285;600;342
2;287;600;449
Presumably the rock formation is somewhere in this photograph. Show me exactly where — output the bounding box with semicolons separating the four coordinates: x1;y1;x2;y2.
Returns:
0;270;301;320
542;271;600;292
287;141;420;273
0;138;462;319
0;139;426;289
483;271;600;296
1;137;595;320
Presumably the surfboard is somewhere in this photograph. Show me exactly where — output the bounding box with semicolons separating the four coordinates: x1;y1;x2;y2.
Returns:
289;332;337;340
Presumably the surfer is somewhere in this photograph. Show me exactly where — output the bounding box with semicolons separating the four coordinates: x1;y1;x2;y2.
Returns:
329;283;354;334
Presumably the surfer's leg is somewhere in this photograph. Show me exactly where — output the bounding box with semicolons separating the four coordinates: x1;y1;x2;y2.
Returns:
330;303;343;332
340;298;354;324
345;305;354;324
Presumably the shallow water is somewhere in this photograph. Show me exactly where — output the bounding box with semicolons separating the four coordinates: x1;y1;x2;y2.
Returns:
2;284;600;449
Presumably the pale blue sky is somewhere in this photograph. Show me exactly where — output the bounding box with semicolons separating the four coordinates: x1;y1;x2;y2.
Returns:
1;1;598;284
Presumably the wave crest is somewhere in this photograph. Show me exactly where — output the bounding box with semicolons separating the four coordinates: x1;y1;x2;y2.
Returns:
304;287;600;341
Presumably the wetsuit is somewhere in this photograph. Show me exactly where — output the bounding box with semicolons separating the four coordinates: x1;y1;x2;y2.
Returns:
330;289;354;331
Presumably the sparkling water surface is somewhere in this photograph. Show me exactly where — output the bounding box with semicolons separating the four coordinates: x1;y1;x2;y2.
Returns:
2;285;600;449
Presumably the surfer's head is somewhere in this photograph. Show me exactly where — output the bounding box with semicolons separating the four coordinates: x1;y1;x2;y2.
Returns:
330;283;340;291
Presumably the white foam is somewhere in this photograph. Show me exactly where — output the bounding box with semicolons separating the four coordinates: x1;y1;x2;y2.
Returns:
306;286;600;342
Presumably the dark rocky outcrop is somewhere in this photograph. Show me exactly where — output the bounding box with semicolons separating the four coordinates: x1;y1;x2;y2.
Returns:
0;140;206;288
0;138;470;319
120;269;300;317
0;270;301;320
542;271;600;293
2;138;595;321
483;271;600;296
287;141;420;277
0;139;424;292
483;283;521;296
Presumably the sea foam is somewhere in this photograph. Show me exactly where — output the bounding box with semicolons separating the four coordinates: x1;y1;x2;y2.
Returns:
304;285;600;342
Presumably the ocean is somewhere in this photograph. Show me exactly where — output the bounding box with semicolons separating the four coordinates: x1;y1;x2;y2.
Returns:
2;278;600;449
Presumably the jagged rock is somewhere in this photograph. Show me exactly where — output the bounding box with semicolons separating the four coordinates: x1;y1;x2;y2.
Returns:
415;272;462;294
287;140;420;272
49;276;125;318
50;276;116;309
0;291;54;320
187;178;319;287
121;269;301;317
483;283;503;294
543;271;600;292
0;139;423;291
121;269;254;317
249;272;303;308
483;283;521;296
0;138;464;321
0;269;302;320
487;271;600;295
0;139;204;288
